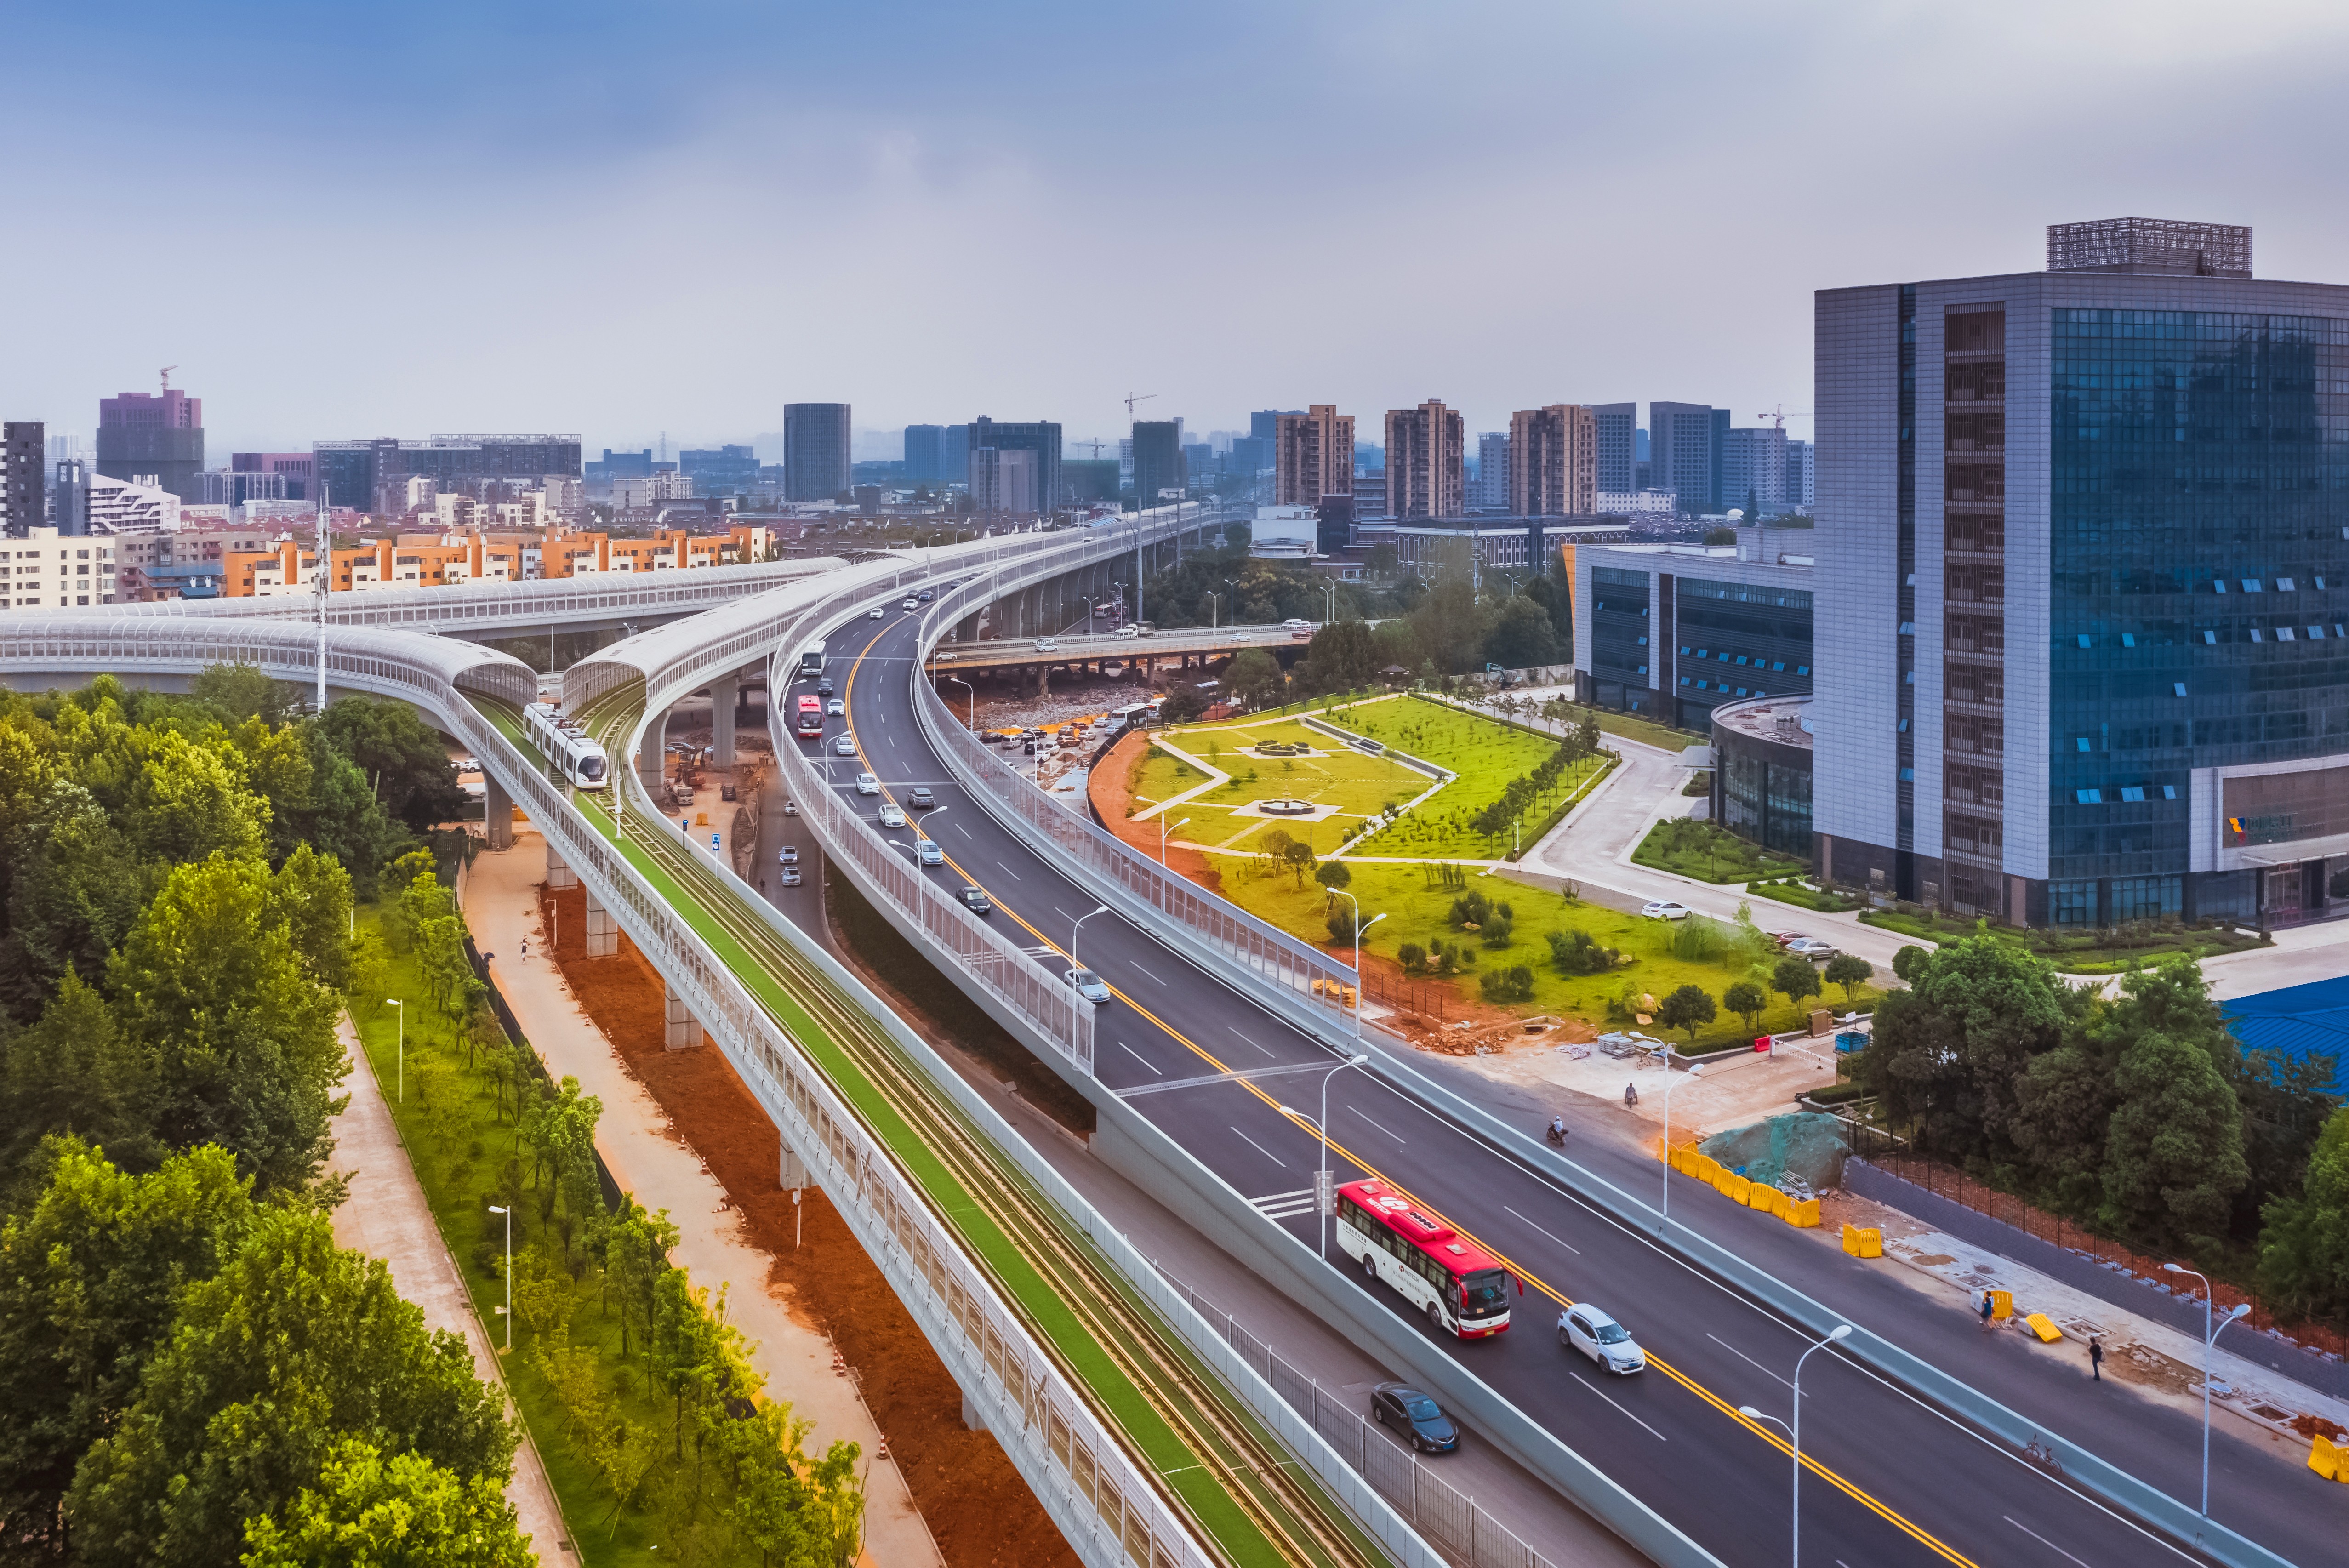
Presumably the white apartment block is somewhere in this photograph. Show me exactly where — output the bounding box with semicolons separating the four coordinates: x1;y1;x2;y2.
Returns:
3;528;119;611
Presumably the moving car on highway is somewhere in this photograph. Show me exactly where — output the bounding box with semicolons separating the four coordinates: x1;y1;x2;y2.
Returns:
855;772;879;795
917;840;943;866
1064;966;1111;1003
833;734;857;756
1559;1304;1646;1374
1369;1383;1459;1454
960;885;993;916
878;803;906;828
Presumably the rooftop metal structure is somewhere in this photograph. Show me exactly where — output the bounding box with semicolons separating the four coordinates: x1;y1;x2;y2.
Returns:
2047;217;2252;278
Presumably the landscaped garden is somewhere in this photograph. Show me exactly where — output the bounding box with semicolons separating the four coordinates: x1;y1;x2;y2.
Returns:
1857;906;2269;975
1129;715;1429;854
1315;695;1614;859
1632;816;1807;883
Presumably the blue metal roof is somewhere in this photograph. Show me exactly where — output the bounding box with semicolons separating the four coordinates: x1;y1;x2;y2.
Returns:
2225;975;2349;1094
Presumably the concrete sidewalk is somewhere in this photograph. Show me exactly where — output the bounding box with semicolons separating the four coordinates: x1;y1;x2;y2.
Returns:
327;1015;574;1563
465;835;943;1568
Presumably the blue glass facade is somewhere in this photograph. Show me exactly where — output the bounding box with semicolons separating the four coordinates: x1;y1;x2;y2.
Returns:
1671;575;1813;730
1589;565;1654;713
2049;308;2349;919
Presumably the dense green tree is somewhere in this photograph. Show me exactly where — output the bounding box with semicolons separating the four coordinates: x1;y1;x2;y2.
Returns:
1656;984;1717;1048
1723;980;1768;1034
1481;595;1562;670
0;1142;256;1553
601;1200;681;1361
122;730;270;866
1522;573;1573;650
1823;952;1872;1002
66;1206;514;1568
1295;621;1380;695
1771;953;1822;1021
238;1437;534;1568
1224;646;1285;708
271;844;355;990
2258;1108;2349;1322
2100;1027;2248;1244
0;779;152;1019
190;662;303;730
1855;935;2068;1162
316;698;468;832
0;974;160;1192
109;855;347;1194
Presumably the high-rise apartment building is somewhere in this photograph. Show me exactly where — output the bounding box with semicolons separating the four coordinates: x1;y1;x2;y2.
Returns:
1384;400;1465;520
314;435;582;515
681;445;759;496
1593;403;1638;496
232;452;313;501
1508;405;1598;517
971;446;1041;518
1648;402;1724;516
904;425;947;484
3;423;43;536
1785;440;1814;509
1130;420;1186;508
1720;425;1790;518
968;418;1059;512
1250;410;1298;445
1471;433;1511;512
98;386;205;500
1816;217;2349;928
781;404;851;501
1273;405;1353;507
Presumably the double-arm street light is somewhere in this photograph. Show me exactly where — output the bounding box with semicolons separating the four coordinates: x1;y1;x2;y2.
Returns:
1738;1323;1852;1568
1278;1052;1371;1260
2162;1263;2252;1516
1324;889;1385;1039
1071;903;1111;965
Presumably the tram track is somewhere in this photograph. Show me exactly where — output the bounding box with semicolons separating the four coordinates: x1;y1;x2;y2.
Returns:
485;688;1396;1568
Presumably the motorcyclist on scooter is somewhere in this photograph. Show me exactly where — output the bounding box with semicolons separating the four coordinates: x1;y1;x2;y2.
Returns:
1547;1115;1567;1143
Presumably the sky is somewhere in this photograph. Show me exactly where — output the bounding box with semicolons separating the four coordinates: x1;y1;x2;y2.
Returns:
11;0;2349;461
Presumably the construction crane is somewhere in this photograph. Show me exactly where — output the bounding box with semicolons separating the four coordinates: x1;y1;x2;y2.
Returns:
160;365;178;392
1123;392;1157;424
1755;403;1812;430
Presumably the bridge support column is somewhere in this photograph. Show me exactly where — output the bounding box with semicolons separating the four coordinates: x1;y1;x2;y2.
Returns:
663;981;701;1049
583;890;618;957
710;674;738;768
483;773;515;850
1035;663;1049;698
639;707;667;788
545;843;577;889
778;1138;808;1191
962;1389;987;1432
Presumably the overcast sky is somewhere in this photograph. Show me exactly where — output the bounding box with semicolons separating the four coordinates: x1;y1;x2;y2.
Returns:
11;0;2349;461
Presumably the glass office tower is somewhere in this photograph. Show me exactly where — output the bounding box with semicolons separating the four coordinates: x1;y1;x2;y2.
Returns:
1815;220;2349;926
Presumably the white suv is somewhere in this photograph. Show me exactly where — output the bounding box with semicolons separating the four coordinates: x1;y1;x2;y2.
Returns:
855;772;880;795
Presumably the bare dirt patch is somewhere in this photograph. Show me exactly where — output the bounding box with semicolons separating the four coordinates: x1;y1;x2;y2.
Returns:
538;883;1077;1568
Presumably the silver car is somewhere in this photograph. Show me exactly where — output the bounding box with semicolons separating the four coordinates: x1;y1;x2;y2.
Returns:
1560;1304;1645;1374
1783;935;1841;961
832;734;857;756
1065;966;1111;1004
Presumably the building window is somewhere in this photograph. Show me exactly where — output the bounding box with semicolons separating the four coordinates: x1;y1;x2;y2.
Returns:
2076;788;2103;804
2049;881;2099;927
2107;876;2182;923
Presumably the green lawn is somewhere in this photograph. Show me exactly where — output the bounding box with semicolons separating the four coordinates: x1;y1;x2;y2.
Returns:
479;698;1339;1568
1745;877;1865;915
1590;707;1709;753
1217;860;1876;1044
1857;907;2269;975
1316;696;1611;860
1631;817;1807;883
1137;718;1430;853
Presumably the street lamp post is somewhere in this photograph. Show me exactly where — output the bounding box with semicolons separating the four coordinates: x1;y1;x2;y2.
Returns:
1159;816;1191;864
945;674;975;729
1657;1061;1704;1233
1738;1323;1851;1568
1326;890;1386;1039
1070;903;1111;965
2162;1263;2252;1515
487;1204;512;1350
1278;1052;1369;1260
1225;578;1239;628
386;998;405;1103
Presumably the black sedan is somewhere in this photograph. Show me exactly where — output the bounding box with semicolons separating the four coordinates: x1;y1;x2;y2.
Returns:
1370;1382;1458;1453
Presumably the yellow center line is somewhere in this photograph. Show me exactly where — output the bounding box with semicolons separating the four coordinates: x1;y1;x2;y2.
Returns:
844;620;1982;1568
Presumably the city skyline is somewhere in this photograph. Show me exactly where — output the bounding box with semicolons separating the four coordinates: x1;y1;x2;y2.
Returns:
13;3;2349;456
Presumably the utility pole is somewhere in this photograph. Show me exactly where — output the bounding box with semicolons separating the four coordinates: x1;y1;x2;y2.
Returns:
314;483;331;713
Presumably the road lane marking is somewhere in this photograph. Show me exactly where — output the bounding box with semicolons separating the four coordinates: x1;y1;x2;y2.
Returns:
1568;1372;1668;1442
1230;1026;1276;1058
954;822;971;838
1347;1106;1406;1144
2004;1517;2095;1568
1707;1333;1793;1389
1502;1205;1581;1256
1118;1042;1162;1075
1229;1125;1289;1169
996;862;1021;880
1133;961;1169;986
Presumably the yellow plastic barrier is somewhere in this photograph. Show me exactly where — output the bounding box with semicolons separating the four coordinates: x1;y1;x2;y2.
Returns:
1752;1186;1786;1219
1840;1224;1883;1257
1989;1289;2015;1322
1726;1174;1753;1206
2024;1312;2063;1343
2311;1433;2343;1482
1785;1197;1822;1229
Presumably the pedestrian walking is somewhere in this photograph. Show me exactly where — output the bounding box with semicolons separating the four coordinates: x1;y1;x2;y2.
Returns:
520;939;529;963
2089;1338;2103;1381
1980;1291;1996;1330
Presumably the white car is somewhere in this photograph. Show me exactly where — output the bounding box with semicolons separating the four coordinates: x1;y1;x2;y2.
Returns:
901;597;919;610
1112;624;1139;639
832;734;857;755
826;698;844;716
855;772;880;795
1282;617;1311;631
867;606;885;619
1065;967;1112;1004
1034;637;1059;652
1640;899;1692;921
878;803;906;828
1560;1304;1646;1374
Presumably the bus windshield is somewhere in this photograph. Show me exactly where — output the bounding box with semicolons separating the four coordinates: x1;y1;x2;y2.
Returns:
1461;1270;1510;1314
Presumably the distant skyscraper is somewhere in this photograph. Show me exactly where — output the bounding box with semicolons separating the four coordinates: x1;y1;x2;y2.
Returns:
1251;409;1300;445
1785;439;1814;508
1592;403;1637;495
98;385;205;500
1274;405;1352;508
1384;400;1465;519
1648;402;1723;514
681;445;760;496
1469;433;1509;511
971;446;1041;518
966;418;1059;510
904;425;946;484
1508;405;1597;517
315;435;582;515
782;404;852;501
1720;425;1789;517
3;423;44;536
1130;420;1185;508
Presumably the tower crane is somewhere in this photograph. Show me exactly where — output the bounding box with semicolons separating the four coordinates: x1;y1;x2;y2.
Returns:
160;365;178;392
1123;392;1157;423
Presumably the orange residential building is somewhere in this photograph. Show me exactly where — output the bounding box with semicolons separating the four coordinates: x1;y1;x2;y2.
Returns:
220;523;777;597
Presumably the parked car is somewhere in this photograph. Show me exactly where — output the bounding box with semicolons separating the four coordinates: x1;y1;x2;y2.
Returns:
961;885;994;916
909;786;936;808
1034;637;1059;652
832;734;857;756
776;846;800;865
1783;935;1841;961
778;866;803;887
855;772;880;795
878;803;907;828
1369;1383;1458;1453
1640;899;1692;921
917;839;943;866
1064;966;1112;1004
827;698;845;716
1559;1305;1646;1374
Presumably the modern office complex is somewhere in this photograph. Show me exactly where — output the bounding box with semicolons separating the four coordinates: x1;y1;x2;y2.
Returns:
1710;695;1816;862
1816;217;2349;927
903;424;947;484
97;386;205;500
1384;399;1465;520
1508;405;1598;517
781;404;851;501
314;435;582;516
1273;405;1353;508
1648;402;1725;517
2;422;42;536
969;417;1060;515
1573;526;1816;729
1130;419;1184;508
1593;402;1639;495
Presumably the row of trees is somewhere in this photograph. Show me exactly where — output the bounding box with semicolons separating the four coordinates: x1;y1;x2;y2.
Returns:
1857;937;2349;1319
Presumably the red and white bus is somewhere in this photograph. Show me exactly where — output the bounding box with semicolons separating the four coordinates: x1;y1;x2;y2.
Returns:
1336;1178;1515;1339
794;694;825;740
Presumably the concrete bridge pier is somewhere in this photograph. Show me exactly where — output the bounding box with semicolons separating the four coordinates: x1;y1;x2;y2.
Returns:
545;843;578;889
639;706;667;788
663;980;701;1050
1035;663;1049;698
710;673;738;767
484;773;515;850
583;889;619;957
